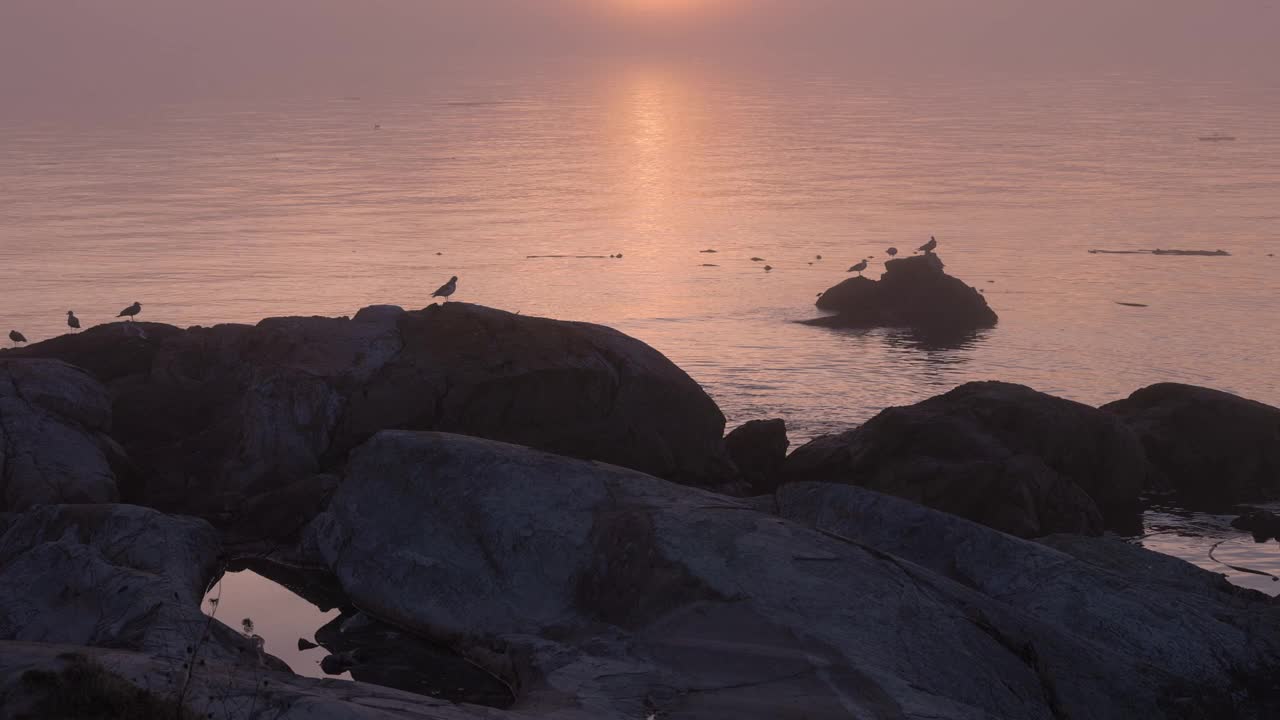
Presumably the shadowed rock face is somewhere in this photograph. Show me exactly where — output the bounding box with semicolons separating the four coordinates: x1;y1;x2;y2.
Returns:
784;381;1149;537
0;504;273;669
298;431;1280;720
805;254;997;332
724;418;789;493
5;304;731;523
1103;383;1280;505
0;360;125;511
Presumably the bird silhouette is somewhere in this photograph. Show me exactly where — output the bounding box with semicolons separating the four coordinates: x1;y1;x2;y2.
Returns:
848;260;869;276
432;276;458;303
118;302;142;321
67;311;80;332
9;330;26;346
918;236;938;254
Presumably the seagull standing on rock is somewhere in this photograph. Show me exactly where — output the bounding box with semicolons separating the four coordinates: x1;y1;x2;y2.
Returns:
67;311;80;332
9;330;26;346
118;302;142;321
848;260;869;276
918;236;938;255
432;276;458;303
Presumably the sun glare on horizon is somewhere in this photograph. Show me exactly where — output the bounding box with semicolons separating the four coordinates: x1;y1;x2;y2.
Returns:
598;0;738;21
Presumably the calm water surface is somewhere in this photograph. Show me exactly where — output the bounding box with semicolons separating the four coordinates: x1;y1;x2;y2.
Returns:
4;66;1278;678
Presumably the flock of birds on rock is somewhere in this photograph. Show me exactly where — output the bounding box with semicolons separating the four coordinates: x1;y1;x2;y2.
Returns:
7;239;941;347
9;302;142;347
847;236;937;276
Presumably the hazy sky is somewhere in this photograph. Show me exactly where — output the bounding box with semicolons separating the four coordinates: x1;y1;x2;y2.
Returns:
2;1;1276;107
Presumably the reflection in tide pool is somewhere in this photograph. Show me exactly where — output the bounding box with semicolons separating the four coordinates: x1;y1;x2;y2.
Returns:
204;570;345;680
1141;504;1280;597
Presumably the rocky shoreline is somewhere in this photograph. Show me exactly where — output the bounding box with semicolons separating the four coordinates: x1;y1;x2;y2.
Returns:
2;303;1279;719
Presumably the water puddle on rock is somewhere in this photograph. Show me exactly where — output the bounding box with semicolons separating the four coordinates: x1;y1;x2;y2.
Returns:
202;560;515;708
1139;503;1280;597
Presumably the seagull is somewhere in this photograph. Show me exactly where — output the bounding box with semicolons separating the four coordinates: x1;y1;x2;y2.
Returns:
886;247;899;258
118;302;142;322
9;330;26;346
432;276;458;303
67;311;80;332
848;260;869;276
918;236;938;255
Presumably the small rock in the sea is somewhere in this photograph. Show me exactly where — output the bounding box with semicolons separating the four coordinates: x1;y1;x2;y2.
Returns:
700;249;717;253
616;253;623;258
701;264;719;267
816;255;823;260
298;638;319;651
764;265;773;271
1115;302;1149;308
751;257;765;262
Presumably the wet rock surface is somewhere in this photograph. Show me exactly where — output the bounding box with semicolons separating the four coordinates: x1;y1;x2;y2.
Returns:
1104;383;1280;505
314;610;514;708
804;253;998;333
784;381;1148;537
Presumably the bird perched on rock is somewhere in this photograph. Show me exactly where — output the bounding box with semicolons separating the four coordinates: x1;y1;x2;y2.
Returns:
848;260;869;276
918;236;938;254
118;302;142;321
9;330;26;346
432;276;458;303
886;247;899;258
67;311;80;332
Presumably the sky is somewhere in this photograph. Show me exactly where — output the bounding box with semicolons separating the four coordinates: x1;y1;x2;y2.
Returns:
1;1;1277;108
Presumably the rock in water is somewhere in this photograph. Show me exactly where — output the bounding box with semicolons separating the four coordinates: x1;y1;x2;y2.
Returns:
0;359;124;511
783;381;1149;536
724;418;790;493
8;303;731;522
299;431;1280;719
1232;508;1280;542
1103;383;1280;504
804;253;997;333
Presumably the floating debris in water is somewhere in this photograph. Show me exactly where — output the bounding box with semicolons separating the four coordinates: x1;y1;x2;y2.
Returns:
700;249;718;253
1089;249;1231;257
701;264;719;267
1198;135;1236;142
764;265;773;271
1116;302;1149;308
751;257;765;262
527;255;611;259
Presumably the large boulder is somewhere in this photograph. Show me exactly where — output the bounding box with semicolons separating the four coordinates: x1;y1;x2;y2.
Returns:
0;504;269;668
776;482;1280;719
1103;383;1280;504
724;418;789;493
0;642;528;720
0;359;124;511
8;304;730;521
784;381;1149;537
805;253;997;332
300;431;1280;719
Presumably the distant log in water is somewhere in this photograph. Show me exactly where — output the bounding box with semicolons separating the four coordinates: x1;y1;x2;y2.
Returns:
1089;249;1231;257
526;254;611;259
